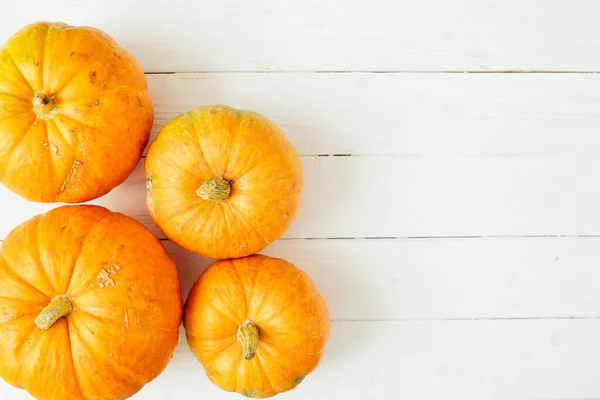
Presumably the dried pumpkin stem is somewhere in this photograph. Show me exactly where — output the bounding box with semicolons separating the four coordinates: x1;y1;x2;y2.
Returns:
35;295;74;331
238;320;260;360
33;92;57;119
196;177;231;202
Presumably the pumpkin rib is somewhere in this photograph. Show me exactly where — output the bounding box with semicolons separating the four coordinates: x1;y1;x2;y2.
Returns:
187;111;217;178
0;311;40;329
74;306;179;333
38;23;50;92
70;314;152;388
0;91;32;103
0;118;38;176
65;212;117;297
0;252;51;300
190;334;239;364
2;49;33;93
0;118;37;182
33;212;60;294
245;257;268;318
247;272;271;320
203;300;240;326
49;56;104;98
46;117;76;155
65;322;86;399
254;356;276;396
228;261;249;317
38;120;62;200
221;111;246;177
15;323;41;382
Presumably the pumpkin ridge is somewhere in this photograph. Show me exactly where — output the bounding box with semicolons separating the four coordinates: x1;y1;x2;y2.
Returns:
47;117;76;154
33;213;60;294
3;49;33;92
246;263;272;320
0;249;52;299
65;212;117;297
14;323;42;386
0;91;31;103
221;108;246;179
48;57;104;98
0;311;40;329
203;300;240;326
38;24;50;92
69;315;151;387
193;335;239;365
74;306;180;333
187;111;218;178
246;256;268;316
65;323;87;399
228;261;249;316
0;120;39;182
224;201;266;255
254;355;276;396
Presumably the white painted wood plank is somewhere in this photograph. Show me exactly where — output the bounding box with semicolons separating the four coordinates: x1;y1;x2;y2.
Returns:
170;238;600;320
1;0;599;72
147;72;600;156
2;155;600;239
4;320;600;399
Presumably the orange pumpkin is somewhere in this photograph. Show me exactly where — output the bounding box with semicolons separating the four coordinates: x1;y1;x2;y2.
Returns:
0;22;153;203
0;205;182;400
145;105;303;259
184;255;329;398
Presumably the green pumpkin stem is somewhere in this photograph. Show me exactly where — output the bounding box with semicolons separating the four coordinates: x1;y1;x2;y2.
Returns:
196;177;231;202
238;320;260;360
35;295;74;330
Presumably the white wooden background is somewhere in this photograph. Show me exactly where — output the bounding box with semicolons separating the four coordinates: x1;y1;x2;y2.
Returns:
2;1;600;399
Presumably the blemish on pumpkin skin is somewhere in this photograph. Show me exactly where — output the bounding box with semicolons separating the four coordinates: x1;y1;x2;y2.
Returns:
146;174;155;215
242;390;265;398
58;160;82;194
94;266;120;288
123;307;130;330
294;376;305;385
88;70;96;84
51;145;64;159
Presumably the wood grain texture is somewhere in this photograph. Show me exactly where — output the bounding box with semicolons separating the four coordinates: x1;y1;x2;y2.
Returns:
146;72;600;156
1;1;600;399
3;321;600;400
2;155;600;240
171;238;600;320
0;0;599;72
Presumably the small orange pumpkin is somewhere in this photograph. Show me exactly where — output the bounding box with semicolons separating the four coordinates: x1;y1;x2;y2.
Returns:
145;105;303;259
0;22;153;202
184;255;329;398
0;205;182;400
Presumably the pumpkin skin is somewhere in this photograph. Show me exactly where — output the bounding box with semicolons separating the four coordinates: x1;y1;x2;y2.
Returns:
145;105;303;259
0;205;182;400
184;255;329;398
0;22;153;203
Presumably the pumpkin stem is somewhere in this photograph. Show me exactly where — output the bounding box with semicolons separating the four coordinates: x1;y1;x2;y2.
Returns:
35;295;74;330
33;92;57;119
237;320;260;360
196;177;231;202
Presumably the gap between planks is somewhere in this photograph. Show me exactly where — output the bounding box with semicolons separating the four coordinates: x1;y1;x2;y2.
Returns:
143;70;600;75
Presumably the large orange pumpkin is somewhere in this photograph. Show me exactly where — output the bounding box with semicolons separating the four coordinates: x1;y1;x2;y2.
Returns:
145;105;303;259
0;22;153;203
0;205;182;400
184;255;330;398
